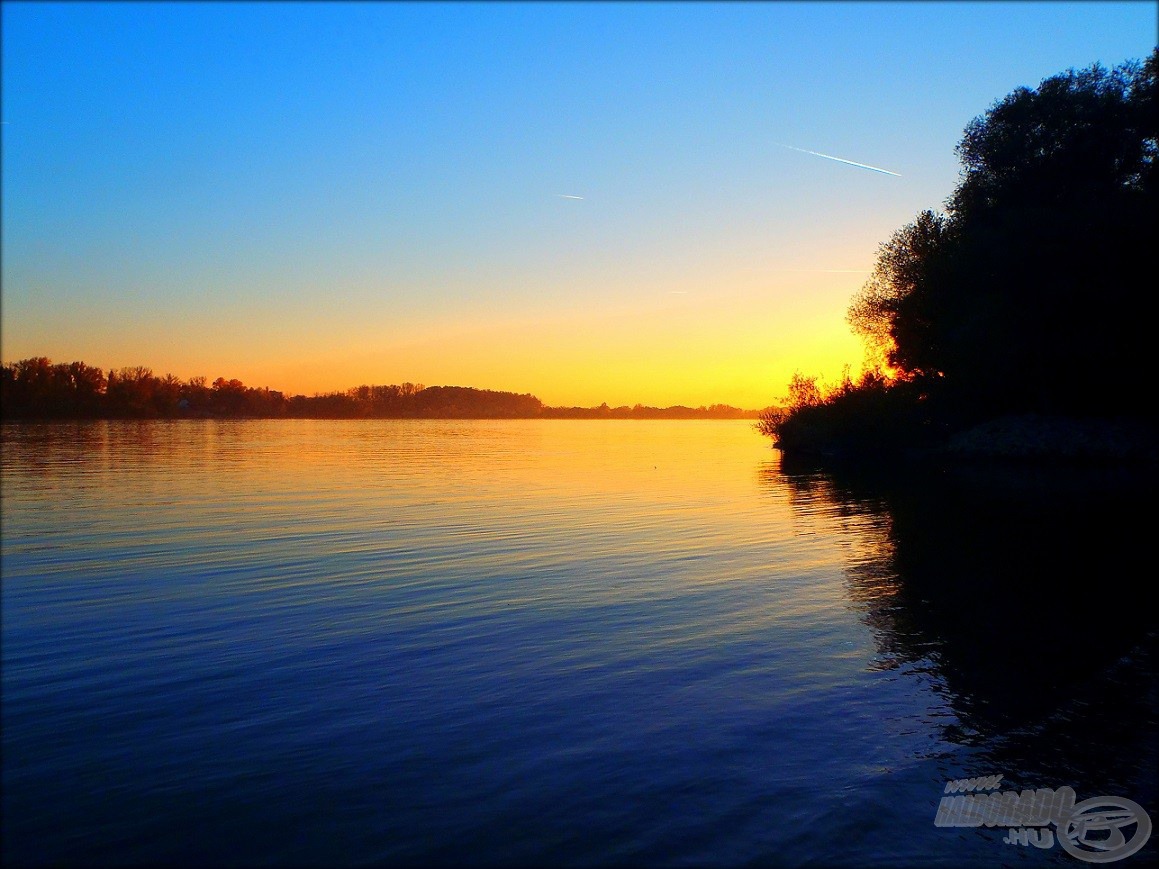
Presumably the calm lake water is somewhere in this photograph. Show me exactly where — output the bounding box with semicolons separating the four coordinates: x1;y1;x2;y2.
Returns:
2;420;1155;867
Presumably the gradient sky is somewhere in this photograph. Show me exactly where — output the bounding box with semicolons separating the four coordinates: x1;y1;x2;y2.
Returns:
2;2;1154;408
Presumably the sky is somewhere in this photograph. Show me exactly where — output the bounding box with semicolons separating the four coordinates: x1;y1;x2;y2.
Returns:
2;2;1155;408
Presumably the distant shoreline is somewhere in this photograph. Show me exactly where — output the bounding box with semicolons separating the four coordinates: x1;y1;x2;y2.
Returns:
0;356;769;422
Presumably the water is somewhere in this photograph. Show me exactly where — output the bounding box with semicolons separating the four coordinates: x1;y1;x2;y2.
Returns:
2;420;1155;866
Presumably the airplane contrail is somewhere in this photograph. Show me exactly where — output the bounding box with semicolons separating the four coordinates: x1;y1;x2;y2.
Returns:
774;143;901;177
556;194;585;200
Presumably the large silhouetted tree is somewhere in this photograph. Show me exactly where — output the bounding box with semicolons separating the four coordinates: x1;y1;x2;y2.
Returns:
849;50;1157;421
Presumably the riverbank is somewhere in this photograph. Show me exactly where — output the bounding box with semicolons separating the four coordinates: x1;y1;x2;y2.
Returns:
937;414;1157;466
772;409;1158;473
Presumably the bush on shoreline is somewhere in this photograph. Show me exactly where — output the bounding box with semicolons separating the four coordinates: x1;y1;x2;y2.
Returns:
756;371;943;458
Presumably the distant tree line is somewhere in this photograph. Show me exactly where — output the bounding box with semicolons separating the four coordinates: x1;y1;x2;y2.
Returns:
761;50;1157;456
0;357;757;420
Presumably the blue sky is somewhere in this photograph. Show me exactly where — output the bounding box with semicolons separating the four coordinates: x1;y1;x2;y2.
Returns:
2;2;1155;406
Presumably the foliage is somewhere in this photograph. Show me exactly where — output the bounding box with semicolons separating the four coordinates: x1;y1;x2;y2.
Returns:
852;50;1156;419
757;369;938;457
767;50;1158;454
0;358;756;420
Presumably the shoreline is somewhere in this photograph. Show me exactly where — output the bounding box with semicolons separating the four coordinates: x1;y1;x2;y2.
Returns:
776;413;1159;474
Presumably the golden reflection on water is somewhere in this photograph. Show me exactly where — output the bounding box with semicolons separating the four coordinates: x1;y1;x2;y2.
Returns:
3;420;868;621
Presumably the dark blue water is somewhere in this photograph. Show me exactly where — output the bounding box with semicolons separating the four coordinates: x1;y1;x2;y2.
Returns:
2;421;1155;866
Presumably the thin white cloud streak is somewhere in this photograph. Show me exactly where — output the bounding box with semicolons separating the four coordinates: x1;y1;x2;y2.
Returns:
556;194;585;200
774;143;901;177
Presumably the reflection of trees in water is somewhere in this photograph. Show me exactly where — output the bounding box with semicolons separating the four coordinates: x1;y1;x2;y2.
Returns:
2;421;206;480
764;453;1158;800
2;422;111;480
759;460;932;674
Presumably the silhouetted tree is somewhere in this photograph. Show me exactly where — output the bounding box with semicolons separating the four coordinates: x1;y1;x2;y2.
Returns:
106;366;158;417
0;358;108;418
180;376;212;414
846;50;1157;424
207;377;246;416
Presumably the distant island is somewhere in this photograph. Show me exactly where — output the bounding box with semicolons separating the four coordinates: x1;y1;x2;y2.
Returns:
758;50;1157;466
0;359;765;421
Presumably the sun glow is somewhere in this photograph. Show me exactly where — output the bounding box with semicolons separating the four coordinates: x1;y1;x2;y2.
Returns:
230;271;868;409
